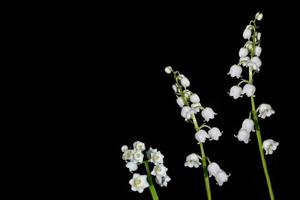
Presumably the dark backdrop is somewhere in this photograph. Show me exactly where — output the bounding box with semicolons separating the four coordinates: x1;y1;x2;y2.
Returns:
48;1;298;200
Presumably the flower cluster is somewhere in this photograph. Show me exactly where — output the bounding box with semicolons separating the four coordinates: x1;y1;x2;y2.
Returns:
165;66;229;186
122;141;171;193
227;12;264;100
165;66;222;143
228;12;279;154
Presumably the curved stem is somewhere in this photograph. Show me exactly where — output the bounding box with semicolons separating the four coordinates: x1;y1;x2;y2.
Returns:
144;161;159;200
192;114;212;200
250;97;275;200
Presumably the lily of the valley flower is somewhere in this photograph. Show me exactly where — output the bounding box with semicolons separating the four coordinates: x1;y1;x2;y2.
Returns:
215;170;230;186
235;128;251;144
240;56;250;66
121;145;128;152
257;32;261;41
164;66;173;74
242;84;256;97
228;65;243;78
207;162;221;177
243;25;252;39
179;75;190;88
207;162;230;186
122;149;134;161
250;56;262;71
201;107;217;122
126;161;138;172
208;127;222;141
129;173;149;193
155;175;171;187
255;12;263;21
133;141;146;151
150;149;164;165
133;150;144;163
195;129;209;143
190;93;200;103
242;118;255;133
239;47;249;58
181;106;195;121
229;85;243;99
151;164;168;177
263;139;279;155
257;103;275;119
176;97;185;107
255;46;262;56
172;84;178;93
184;153;202;168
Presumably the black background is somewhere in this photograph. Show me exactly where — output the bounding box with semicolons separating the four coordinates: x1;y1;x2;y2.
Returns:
39;1;298;200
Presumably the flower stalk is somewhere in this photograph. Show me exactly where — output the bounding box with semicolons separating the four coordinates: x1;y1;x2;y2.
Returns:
248;24;275;199
192;114;212;200
227;12;278;200
145;161;159;200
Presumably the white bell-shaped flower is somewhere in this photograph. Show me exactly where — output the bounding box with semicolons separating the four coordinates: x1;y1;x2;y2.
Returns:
184;153;202;168
195;129;209;143
172;84;178;93
164;66;173;74
181;106;195;121
207;162;221;177
208;127;222;141
229;85;243;99
235;128;251;144
242;118;255;132
126;161;138;172
215;170;230;186
121;145;128;152
228;65;242;78
183;90;192;98
191;103;202;113
129;173;149;193
255;12;263;21
181;106;191;119
133;150;144;163
245;41;253;50
240;56;250;67
176;97;185;108
255;46;262;57
155;175;171;187
257;103;275;119
257;32;261;41
243;25;252;39
180;76;190;88
263;139;279;155
201;107;217;122
242;84;256;97
150;149;164;165
151;164;168;177
146;147;155;160
133;141;146;151
239;47;249;58
190;93;200;104
122;149;134;161
251;56;262;71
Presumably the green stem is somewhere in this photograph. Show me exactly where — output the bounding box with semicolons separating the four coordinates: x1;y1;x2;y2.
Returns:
192;114;212;200
144;161;159;200
248;23;275;199
250;97;275;200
